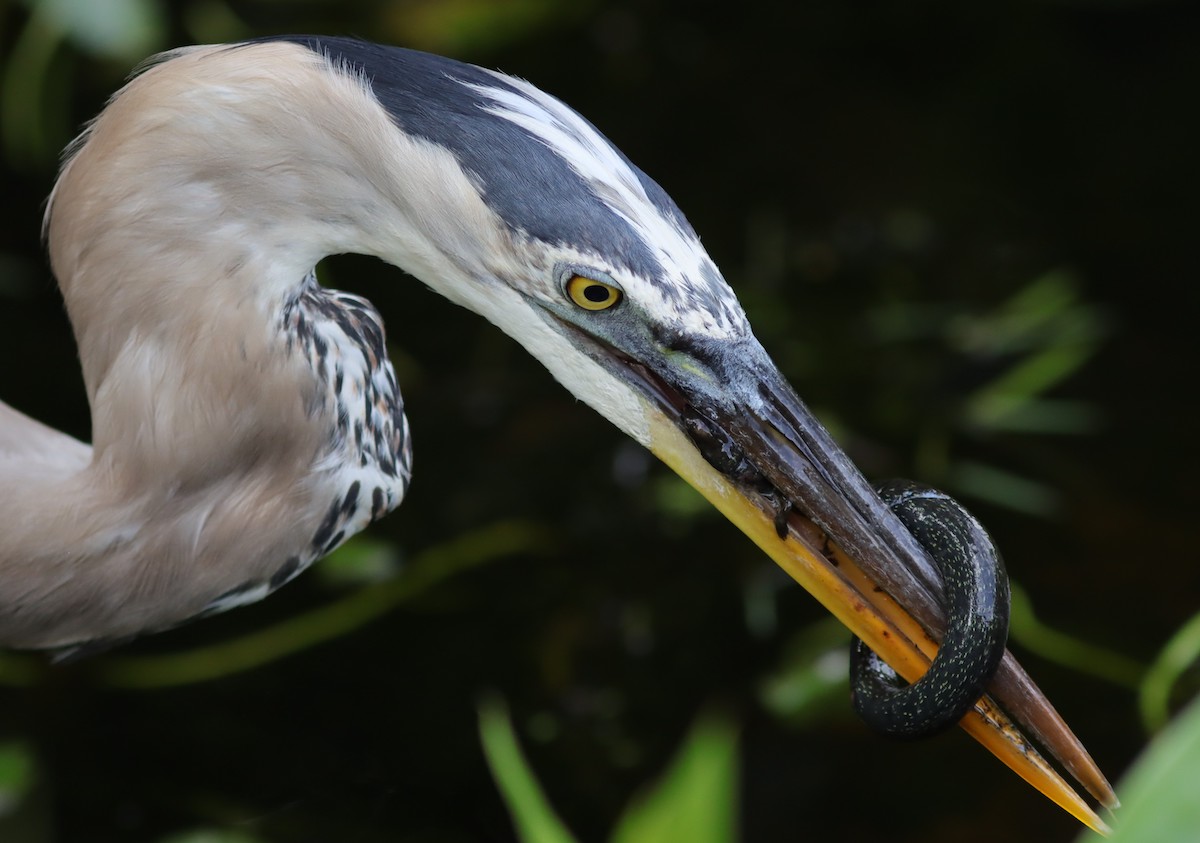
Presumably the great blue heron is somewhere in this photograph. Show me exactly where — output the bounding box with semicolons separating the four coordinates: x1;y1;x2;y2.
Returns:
0;36;1112;829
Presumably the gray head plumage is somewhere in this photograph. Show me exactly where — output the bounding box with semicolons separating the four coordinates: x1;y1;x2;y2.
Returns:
272;35;750;340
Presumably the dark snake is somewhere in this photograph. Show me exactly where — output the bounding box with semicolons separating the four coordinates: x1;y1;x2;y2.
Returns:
850;479;1011;739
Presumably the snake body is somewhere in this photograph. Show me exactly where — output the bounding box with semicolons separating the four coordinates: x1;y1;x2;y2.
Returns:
850;480;1011;739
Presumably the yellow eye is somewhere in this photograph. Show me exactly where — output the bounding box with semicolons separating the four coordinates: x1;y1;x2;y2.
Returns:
566;274;622;311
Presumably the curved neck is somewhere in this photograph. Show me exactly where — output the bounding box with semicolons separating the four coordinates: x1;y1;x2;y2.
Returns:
4;42;460;648
47;42;506;422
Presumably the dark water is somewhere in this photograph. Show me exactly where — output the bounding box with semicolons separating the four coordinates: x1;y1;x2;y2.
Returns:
0;2;1196;841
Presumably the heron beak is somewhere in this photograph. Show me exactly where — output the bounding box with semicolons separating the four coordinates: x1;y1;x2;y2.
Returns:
619;337;1115;833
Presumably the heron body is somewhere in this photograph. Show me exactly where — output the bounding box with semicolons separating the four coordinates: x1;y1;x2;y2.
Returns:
0;35;1112;824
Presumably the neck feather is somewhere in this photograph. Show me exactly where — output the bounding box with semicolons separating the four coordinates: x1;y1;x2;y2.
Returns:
2;42;443;648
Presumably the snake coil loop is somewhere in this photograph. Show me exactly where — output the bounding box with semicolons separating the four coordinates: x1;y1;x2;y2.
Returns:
850;480;1011;739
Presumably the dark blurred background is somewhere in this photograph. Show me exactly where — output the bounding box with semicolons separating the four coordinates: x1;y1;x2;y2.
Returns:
0;1;1197;841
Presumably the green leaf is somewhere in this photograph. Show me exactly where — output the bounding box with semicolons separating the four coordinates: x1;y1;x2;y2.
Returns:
1007;581;1143;691
0;742;36;817
478;696;579;843
1077;694;1200;842
314;535;403;587
758;617;852;725
1138;610;1200;734
478;699;740;843
610;712;739;843
948;460;1060;516
33;0;166;60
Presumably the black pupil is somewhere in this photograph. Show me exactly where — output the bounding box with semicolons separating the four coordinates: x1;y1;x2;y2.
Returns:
583;284;610;303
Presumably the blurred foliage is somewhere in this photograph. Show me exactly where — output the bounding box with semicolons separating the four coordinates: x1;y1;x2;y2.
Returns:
157;831;268;843
0;741;36;817
848;268;1108;516
1;0;1197;841
757;618;851;728
481;698;738;843
93;521;552;689
606;717;737;843
2;0;163;170
0;521;550;690
381;0;591;55
1078;695;1200;843
479;697;579;843
1137;611;1200;734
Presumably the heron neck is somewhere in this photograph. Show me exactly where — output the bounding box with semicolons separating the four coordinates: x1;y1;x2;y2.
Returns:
6;42;452;648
